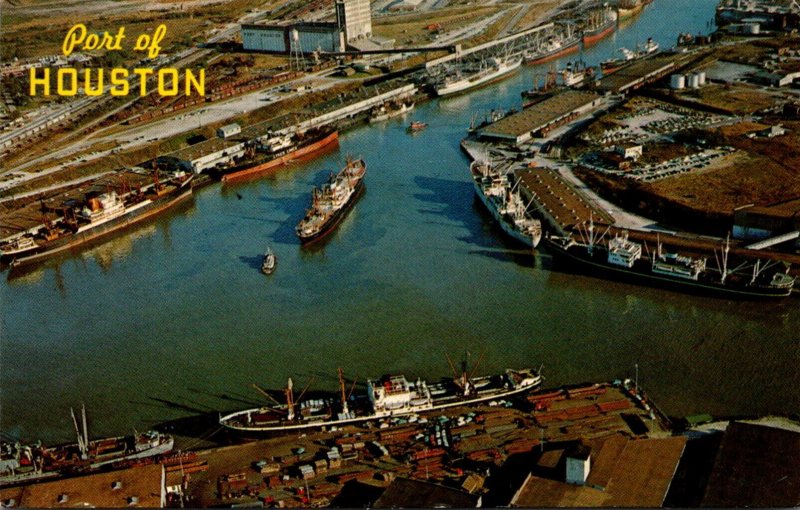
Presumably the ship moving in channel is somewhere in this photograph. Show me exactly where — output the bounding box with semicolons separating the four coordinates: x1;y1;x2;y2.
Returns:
219;357;543;435
471;160;543;248
0;405;173;488
546;217;796;298
296;158;366;244
0;169;193;267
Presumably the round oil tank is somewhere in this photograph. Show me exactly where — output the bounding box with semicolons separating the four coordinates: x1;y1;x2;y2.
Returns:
670;74;686;89
688;73;700;89
697;71;706;85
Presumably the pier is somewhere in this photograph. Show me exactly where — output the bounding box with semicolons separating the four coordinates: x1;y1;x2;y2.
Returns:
516;167;612;236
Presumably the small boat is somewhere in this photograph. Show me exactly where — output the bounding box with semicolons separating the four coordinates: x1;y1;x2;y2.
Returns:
408;121;428;132
261;248;276;275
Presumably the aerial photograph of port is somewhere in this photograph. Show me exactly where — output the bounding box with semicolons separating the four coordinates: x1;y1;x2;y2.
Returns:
1;0;799;507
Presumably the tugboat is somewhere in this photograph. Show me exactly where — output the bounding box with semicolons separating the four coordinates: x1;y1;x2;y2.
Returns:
408;121;428;133
296;158;366;244
261;248;276;275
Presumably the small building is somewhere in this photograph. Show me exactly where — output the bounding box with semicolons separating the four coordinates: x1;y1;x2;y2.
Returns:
751;70;800;87
615;143;643;160
565;444;591;485
760;124;786;138
217;123;241;139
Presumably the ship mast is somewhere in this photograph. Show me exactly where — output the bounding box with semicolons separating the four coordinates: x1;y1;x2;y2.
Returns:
338;368;349;415
285;378;295;421
70;407;86;458
721;233;730;284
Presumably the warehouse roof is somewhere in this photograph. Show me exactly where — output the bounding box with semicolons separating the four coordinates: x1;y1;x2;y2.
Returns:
702;422;800;507
374;477;479;508
169;138;243;163
479;90;599;140
511;434;687;508
0;464;163;508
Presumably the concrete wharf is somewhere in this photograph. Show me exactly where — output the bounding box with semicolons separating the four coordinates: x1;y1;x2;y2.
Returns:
515;167;613;236
597;54;685;95
179;381;667;508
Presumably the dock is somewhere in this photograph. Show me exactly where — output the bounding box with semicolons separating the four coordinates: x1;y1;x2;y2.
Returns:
182;381;667;507
516;167;613;235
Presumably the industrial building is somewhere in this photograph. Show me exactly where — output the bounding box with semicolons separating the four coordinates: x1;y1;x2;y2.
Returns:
478;90;601;144
509;434;688;507
336;0;372;42
0;464;165;508
241;0;373;53
167;138;247;174
701;422;800;507
733;202;800;247
242;22;345;54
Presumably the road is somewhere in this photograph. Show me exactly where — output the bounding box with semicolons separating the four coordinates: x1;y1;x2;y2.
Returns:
0;73;343;194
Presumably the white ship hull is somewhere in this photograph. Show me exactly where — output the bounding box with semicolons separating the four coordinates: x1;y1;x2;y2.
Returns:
473;181;542;248
435;60;522;97
220;370;541;434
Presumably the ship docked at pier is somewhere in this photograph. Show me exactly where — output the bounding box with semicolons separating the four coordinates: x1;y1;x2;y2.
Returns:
0;170;193;267
546;218;796;298
600;38;659;74
296;158;366;244
0;406;173;488
219;360;543;435
582;7;618;45
523;24;581;66
471;160;542;248
434;57;522;97
219;127;339;183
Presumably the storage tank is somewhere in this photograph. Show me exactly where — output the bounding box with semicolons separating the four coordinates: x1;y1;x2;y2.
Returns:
670;74;686;89
688;73;700;89
697;71;706;86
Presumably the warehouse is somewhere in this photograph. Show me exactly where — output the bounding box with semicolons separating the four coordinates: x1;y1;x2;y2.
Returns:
478;90;601;144
241;22;345;54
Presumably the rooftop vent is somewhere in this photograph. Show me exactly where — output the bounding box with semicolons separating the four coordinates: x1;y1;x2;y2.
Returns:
111;481;123;490
127;496;139;506
57;494;69;504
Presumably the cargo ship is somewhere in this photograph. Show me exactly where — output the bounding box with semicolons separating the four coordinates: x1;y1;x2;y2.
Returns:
219;361;543;434
434;57;522;97
1;170;193;268
219;127;339;183
545;219;796;298
0;405;174;488
582;7;618;46
471;160;542;248
600;38;659;74
523;25;581;66
296;158;366;244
